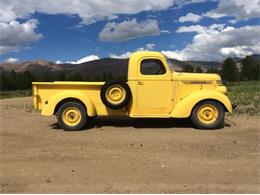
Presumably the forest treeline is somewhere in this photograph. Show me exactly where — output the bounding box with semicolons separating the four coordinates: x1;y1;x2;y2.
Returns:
0;55;259;91
0;70;127;91
182;55;260;82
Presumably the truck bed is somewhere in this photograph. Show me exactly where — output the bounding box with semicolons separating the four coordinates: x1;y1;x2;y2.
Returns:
32;81;105;86
32;81;127;117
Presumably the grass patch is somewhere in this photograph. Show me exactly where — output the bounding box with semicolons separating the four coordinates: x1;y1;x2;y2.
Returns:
0;89;32;99
227;81;260;116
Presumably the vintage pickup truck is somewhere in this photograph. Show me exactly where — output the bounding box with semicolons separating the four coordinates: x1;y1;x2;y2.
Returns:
32;51;233;130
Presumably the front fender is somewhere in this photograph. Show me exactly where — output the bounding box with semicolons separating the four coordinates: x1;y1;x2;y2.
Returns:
171;90;232;118
41;91;96;116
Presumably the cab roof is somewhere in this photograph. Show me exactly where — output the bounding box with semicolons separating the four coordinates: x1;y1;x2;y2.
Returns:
130;51;165;59
128;51;168;80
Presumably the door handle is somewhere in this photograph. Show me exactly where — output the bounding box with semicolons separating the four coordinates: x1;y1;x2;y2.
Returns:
138;81;144;85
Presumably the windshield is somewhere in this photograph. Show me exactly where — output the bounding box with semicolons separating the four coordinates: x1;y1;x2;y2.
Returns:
166;57;174;72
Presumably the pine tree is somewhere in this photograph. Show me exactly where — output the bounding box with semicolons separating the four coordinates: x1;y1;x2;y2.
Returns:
43;71;52;82
56;71;66;81
107;72;114;80
182;65;194;72
66;72;82;81
241;56;258;81
10;71;17;90
117;75;127;82
102;72;108;81
0;71;9;90
93;75;101;81
19;70;34;89
254;62;260;80
206;67;219;73
195;66;203;73
221;58;238;82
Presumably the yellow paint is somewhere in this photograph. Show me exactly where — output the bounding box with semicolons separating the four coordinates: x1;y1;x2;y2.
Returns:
197;104;218;124
62;107;81;126
171;89;232;118
41;90;96;116
215;86;227;93
33;51;232;119
105;84;126;105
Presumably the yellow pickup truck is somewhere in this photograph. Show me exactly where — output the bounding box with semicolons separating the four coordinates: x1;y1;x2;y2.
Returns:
33;51;233;130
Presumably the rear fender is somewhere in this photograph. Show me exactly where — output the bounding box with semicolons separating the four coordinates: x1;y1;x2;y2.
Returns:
41;91;96;116
171;90;232;118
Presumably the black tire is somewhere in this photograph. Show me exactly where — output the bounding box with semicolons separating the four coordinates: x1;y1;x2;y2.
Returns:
88;116;96;121
100;80;131;109
57;101;87;131
191;100;225;129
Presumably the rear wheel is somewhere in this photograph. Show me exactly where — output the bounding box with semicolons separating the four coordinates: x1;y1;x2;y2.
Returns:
191;100;225;129
57;101;87;131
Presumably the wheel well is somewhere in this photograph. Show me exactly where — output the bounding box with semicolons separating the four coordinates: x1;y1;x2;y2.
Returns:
54;98;86;115
191;99;228;116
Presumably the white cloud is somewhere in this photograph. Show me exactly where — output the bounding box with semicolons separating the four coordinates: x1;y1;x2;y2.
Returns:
55;60;63;64
145;43;156;50
137;43;156;51
4;57;19;63
172;24;260;61
110;23;260;62
161;29;171;33
204;12;226;19
110;51;132;59
0;0;216;55
74;55;100;64
0;0;209;24
56;55;100;64
177;25;206;33
177;24;225;33
220;46;256;57
0;19;42;54
178;12;202;23
0;0;175;24
110;43;156;58
173;0;210;9
161;50;186;61
205;0;260;21
0;46;18;54
99;19;160;42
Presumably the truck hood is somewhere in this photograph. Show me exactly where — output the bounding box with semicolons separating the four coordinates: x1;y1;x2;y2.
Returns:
173;72;221;81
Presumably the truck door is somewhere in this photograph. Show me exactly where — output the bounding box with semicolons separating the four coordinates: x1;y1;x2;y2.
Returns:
137;57;173;116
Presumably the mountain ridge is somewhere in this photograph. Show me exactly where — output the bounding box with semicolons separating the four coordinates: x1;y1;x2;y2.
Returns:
1;54;259;79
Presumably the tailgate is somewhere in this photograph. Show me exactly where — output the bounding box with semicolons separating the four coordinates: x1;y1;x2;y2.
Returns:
32;84;38;110
32;84;41;110
32;82;53;110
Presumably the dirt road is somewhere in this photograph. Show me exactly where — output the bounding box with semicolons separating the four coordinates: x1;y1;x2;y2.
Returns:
0;97;259;193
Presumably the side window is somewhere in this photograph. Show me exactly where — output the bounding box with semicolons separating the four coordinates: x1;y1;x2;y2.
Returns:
141;59;166;75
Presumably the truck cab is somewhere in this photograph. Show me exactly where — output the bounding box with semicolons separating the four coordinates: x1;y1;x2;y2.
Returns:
33;51;232;130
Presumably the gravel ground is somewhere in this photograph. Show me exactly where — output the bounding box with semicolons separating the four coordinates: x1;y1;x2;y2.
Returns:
0;97;259;193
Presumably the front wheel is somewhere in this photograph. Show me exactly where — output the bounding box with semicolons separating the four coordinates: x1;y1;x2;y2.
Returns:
191;100;225;129
57;101;87;131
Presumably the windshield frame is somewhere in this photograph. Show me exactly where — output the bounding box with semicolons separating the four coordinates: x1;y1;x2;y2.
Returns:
165;56;174;72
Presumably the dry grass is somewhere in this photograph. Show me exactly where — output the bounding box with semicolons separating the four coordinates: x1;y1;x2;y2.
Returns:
227;81;260;116
0;89;31;99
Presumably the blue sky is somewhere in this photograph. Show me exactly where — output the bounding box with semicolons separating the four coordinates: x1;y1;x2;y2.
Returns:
0;0;260;63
